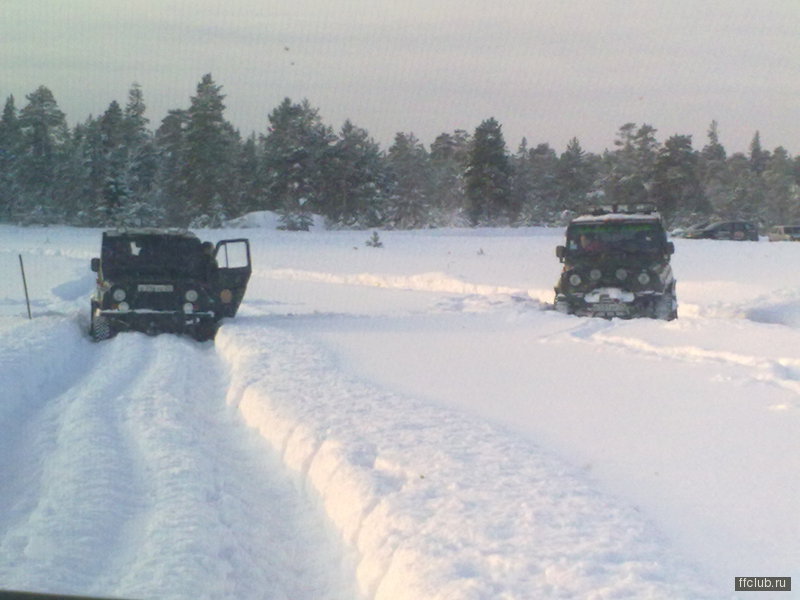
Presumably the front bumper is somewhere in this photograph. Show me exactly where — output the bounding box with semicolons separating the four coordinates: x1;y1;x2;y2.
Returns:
555;288;666;319
98;308;216;335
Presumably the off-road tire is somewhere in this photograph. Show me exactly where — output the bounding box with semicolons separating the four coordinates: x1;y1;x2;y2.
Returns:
653;292;678;321
554;297;572;315
191;320;218;342
90;312;115;341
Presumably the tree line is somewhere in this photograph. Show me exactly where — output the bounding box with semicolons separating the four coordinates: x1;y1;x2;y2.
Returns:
1;74;798;231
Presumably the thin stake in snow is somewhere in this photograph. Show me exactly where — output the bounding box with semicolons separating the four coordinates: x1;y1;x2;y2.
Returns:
19;254;31;319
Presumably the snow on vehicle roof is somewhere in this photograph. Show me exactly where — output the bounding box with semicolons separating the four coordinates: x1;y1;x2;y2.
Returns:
571;212;662;224
104;227;198;239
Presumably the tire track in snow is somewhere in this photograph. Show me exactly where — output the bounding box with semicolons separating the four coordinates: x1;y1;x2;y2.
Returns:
0;321;358;600
105;334;357;600
598;334;800;403
550;314;800;409
0;315;109;573
0;324;157;594
260;267;553;306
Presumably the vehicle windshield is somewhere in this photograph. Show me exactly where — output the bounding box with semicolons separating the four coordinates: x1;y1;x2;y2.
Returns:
566;222;666;254
101;235;207;279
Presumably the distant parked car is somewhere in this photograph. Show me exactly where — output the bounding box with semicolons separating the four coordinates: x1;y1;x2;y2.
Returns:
671;222;709;238
767;225;800;242
683;221;758;241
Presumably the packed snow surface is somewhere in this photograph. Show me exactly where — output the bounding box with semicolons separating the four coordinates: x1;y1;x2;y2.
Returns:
1;218;797;599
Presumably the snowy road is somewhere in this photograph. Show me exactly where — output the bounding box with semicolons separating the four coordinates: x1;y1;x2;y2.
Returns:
1;221;798;599
0;316;355;599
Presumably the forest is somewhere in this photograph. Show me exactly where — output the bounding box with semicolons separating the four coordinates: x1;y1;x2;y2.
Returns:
1;73;798;231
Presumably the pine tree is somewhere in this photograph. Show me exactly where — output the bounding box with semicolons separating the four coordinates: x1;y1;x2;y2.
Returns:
602;123;659;205
699;120;730;219
726;153;765;222
233;133;261;217
793;156;800;189
651;134;708;224
429;130;470;226
73;92;159;227
464;117;511;226
324;120;387;228
79;115;108;223
509;138;535;224
183;74;239;226
749;131;768;175
762;147;800;225
365;231;383;247
96;100;130;224
385;132;432;229
260;98;335;230
0;95;22;221
512;142;561;225
59;118;97;224
123;83;148;137
701;121;726;163
154;109;190;225
17;86;70;223
120;83;161;226
557;137;597;213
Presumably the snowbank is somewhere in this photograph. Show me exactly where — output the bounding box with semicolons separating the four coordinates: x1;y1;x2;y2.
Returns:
216;323;715;599
223;210;326;231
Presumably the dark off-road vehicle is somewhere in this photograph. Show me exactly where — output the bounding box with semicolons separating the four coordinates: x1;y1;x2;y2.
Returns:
554;205;677;320
683;220;758;241
90;229;251;341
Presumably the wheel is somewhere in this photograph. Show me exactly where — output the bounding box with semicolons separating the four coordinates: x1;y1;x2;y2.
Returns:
191;320;218;342
554;297;572;315
90;310;115;341
653;292;678;321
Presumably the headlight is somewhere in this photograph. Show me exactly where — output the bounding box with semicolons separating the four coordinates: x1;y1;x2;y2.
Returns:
615;268;628;281
182;302;194;313
185;289;198;302
118;301;130;311
112;288;126;302
589;269;602;281
637;272;651;285
568;273;582;286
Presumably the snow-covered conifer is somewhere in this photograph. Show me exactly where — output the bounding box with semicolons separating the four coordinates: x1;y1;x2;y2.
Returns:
464;118;511;225
385;132;433;229
260;98;335;230
324;120;388;228
182;74;240;225
17;86;70;223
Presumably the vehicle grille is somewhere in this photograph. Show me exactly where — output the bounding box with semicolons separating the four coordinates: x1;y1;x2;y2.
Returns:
133;292;180;311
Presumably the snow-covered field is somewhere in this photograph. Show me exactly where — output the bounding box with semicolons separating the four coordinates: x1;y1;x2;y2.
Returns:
1;217;797;599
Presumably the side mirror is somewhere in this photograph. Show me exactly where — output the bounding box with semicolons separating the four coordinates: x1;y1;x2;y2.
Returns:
556;246;566;259
666;242;675;255
90;257;100;273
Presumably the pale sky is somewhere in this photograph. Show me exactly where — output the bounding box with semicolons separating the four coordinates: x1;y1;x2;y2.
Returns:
3;0;799;154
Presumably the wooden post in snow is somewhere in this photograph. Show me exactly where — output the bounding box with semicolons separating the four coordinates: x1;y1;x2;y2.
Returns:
19;254;31;319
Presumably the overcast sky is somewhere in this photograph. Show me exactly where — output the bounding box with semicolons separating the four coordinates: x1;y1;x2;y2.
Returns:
3;0;799;154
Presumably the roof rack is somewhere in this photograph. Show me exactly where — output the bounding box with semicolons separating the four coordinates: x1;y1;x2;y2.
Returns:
585;203;657;216
106;227;194;237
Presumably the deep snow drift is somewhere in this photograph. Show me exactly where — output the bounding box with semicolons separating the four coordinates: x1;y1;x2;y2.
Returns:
0;219;797;599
